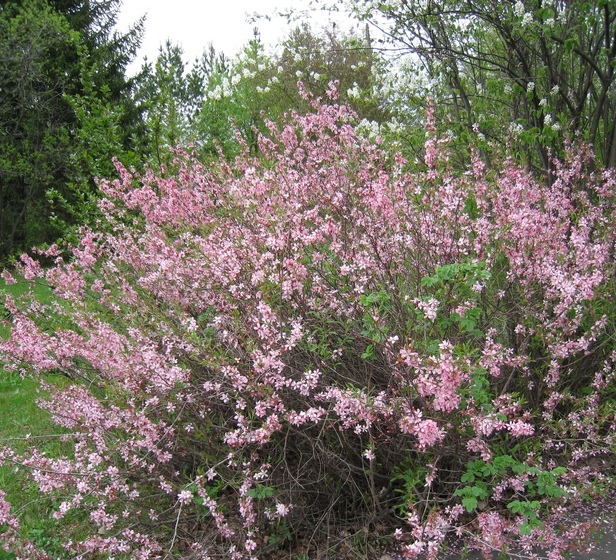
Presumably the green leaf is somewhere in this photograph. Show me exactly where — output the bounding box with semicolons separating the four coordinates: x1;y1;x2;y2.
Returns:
519;522;532;536
462;496;478;512
464;195;479;219
361;345;375;360
507;500;523;514
471;483;489;499
492;455;515;471
461;472;476;483
421;275;439;288
246;484;276;500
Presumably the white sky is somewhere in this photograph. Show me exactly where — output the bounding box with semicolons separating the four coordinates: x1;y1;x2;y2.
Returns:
115;0;349;74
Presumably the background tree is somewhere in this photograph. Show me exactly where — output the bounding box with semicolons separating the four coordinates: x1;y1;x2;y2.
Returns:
134;42;224;166
193;24;391;158
0;0;143;263
348;0;616;169
46;0;144;143
273;22;390;122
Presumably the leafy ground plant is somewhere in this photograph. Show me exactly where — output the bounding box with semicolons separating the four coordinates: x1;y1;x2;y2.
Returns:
1;88;616;559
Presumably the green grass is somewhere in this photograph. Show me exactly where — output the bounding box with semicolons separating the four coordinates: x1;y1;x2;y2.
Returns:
0;275;74;558
0;377;70;558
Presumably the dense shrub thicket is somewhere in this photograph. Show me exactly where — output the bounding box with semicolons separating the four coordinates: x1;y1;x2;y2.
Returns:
2;89;616;559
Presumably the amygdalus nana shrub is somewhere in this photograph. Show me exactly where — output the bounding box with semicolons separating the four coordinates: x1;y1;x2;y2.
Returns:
2;86;616;559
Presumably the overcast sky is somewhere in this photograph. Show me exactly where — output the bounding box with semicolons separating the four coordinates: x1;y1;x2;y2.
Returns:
115;1;348;74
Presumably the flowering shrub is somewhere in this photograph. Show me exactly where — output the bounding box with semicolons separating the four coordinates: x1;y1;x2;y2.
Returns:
2;89;616;559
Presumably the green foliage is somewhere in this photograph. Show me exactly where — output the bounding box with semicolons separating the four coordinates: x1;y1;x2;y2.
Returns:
246;484;277;500
468;366;491;411
507;499;542;535
391;461;428;514
455;479;489;513
0;0;144;263
360;290;392;356
456;455;569;534
0;1;77;260
419;261;489;340
353;0;616;168
134;41;217;165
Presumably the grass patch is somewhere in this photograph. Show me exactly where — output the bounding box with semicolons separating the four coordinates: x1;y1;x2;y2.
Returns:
0;275;55;338
0;377;70;558
0;275;74;558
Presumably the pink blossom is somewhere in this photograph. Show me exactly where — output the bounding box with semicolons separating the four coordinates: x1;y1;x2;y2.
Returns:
1;90;614;559
414;297;439;321
275;502;291;517
1;269;16;285
508;419;535;437
466;437;493;461
363;447;376;461
177;490;193;505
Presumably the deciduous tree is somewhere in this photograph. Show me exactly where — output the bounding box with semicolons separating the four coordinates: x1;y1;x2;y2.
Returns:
347;0;616;168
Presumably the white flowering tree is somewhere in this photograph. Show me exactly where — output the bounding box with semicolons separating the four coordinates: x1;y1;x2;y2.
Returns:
344;0;616;168
193;24;391;158
193;33;275;157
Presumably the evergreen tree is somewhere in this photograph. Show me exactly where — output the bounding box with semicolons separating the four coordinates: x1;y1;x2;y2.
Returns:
0;0;144;262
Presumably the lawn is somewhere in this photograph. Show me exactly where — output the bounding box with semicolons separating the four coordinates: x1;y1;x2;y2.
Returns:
0;276;73;558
